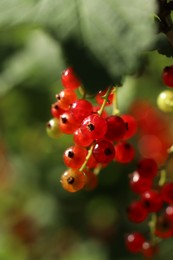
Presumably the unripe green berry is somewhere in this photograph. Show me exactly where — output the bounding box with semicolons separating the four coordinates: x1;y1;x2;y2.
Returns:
46;118;61;138
157;90;173;112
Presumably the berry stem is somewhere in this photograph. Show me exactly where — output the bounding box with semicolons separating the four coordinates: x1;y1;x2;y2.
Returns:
149;213;157;246
80;86;87;100
97;86;113;115
112;87;120;115
158;144;173;186
79;143;95;172
158;168;166;186
79;87;114;173
93;163;102;175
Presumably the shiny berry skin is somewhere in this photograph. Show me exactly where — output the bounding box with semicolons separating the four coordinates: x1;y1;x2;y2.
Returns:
93;140;115;164
63;145;87;169
46;118;61;139
105;115;126;141
95;88;114;106
84;170;98;190
157;90;173;113
141;241;158;258
73;128;93;147
127;201;148;223
61;67;81;90
137;158;158;179
129;171;152;194
70;99;93;123
114;142;135;163
51;102;65;118
81;113;107;141
60;169;86;192
141;190;163;213
155;215;173;238
56;89;77;110
165;205;173;222
125;232;145;253
161;182;173;204
162;65;173;87
121;114;137;140
59;112;79;134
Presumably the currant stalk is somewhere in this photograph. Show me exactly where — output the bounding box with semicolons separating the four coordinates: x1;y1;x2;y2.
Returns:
79;86;114;173
112;87;120;116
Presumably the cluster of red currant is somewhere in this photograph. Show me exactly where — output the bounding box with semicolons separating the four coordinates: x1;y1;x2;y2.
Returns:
125;154;173;258
125;65;173;258
47;67;137;192
47;66;173;258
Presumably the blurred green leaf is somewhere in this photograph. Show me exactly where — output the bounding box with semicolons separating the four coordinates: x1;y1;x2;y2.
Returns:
0;0;157;93
154;33;173;57
0;29;64;96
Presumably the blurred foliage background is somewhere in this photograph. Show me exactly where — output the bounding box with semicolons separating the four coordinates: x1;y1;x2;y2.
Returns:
1;1;173;260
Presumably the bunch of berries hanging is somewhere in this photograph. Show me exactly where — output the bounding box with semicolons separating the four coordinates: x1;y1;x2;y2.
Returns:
47;67;137;192
47;66;173;258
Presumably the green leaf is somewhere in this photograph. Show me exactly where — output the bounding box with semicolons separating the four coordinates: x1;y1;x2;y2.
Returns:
154;33;173;57
0;0;157;93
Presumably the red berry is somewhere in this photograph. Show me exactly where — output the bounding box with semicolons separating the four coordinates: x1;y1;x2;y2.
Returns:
141;241;158;258
105;115;126;141
61;67;81;90
114;142;135;163
127;200;148;223
125;232;145;253
165;205;173;222
161;182;173;204
155;215;173;238
60;169;86;192
63;145;87;169
73;127;93;147
141;190;163;213
70;99;93;124
84;170;98;190
162;65;173;88
59;112;79;134
81;113;107;141
137;158;158;179
56;89;77;110
95;88;114;106
93;139;115;164
121;114;137;140
129;171;152;194
51;102;65;118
